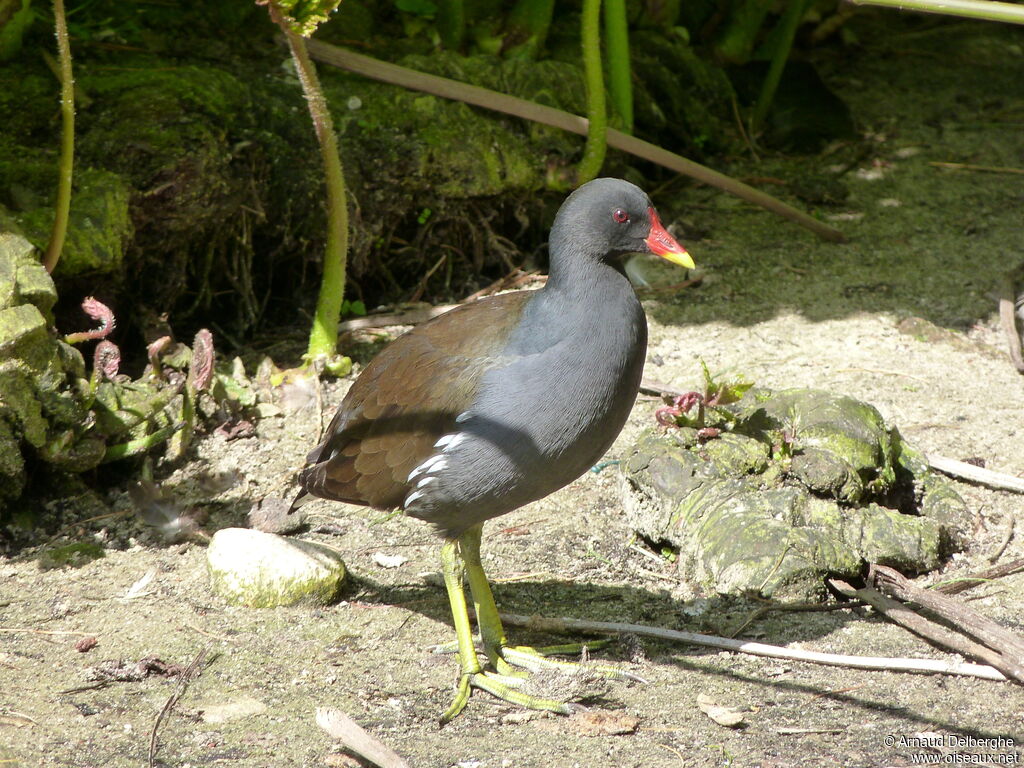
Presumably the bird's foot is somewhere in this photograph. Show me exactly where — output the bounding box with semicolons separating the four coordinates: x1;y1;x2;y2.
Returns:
438;642;643;724
440;669;581;724
499;643;647;683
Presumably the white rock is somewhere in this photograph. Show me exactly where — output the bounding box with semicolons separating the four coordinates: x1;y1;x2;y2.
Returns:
371;552;408;569
207;528;346;607
198;695;267;723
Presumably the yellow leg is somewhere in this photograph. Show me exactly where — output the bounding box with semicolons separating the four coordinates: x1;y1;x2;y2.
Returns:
437;525;643;723
439;537;483;723
461;523;644;680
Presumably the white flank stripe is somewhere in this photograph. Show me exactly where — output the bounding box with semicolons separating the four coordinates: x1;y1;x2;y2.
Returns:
434;432;467;452
407;453;446;482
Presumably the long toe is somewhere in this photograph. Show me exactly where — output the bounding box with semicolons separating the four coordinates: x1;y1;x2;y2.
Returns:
469;670;580;715
501;644;646;683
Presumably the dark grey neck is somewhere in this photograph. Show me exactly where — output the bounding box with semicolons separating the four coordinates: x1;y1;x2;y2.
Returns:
544;233;628;295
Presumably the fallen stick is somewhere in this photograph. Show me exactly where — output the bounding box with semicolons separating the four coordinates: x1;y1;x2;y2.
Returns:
868;564;1024;683
337;304;458;334
829;579;1019;681
337;273;546;335
497;612;1007;681
932;557;1024;595
303;41;846;244
927;455;1024;494
149;645;211;768
316;708;411;768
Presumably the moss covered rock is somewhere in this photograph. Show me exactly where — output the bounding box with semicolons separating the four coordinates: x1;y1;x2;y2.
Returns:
622;388;968;598
207;528;348;608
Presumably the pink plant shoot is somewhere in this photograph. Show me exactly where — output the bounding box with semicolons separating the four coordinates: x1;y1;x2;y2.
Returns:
146;336;172;377
655;392;703;426
64;297;116;344
93;340;121;380
188;329;215;392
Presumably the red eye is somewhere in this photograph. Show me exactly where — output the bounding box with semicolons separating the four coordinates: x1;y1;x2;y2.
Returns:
613;209;630;223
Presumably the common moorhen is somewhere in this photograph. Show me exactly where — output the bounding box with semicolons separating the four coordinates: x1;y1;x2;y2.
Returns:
293;178;693;720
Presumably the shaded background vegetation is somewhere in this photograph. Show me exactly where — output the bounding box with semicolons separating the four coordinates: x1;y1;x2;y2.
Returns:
2;0;862;361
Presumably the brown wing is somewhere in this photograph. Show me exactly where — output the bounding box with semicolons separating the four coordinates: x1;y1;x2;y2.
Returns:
298;291;532;509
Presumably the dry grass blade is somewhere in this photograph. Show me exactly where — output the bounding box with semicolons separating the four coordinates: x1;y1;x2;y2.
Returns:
148;645;212;768
316;708;411;768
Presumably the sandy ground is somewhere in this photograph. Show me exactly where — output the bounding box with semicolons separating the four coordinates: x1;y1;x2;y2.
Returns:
3;13;1024;768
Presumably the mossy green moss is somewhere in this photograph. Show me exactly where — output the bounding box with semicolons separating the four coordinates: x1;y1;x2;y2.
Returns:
623;387;968;598
38;540;105;569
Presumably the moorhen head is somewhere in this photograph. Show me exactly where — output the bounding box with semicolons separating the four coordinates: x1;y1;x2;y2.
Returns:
292;178;693;721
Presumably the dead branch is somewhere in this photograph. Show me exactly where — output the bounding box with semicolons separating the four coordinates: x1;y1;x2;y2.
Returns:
932;558;1024;595
497;612;1007;682
829;578;1019;681
867;564;1024;683
315;708;411;768
148;645;212;768
927;455;1024;493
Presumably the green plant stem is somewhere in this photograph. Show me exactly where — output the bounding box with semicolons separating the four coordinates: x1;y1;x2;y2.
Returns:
577;0;606;184
437;0;465;50
752;0;810;131
305;41;846;242
603;0;633;133
43;0;74;274
101;423;181;464
850;0;1024;24
505;0;555;57
271;4;350;365
715;0;774;63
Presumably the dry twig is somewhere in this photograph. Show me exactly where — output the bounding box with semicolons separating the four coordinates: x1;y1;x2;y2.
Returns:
497;612;1007;681
989;516;1016;564
930;161;1024;175
829;578;1020;681
148;645;212;768
0;627;97;637
316;708;411;768
932;558;1024;595
867;564;1024;683
928;455;1024;493
996;268;1024;373
337;305;458;334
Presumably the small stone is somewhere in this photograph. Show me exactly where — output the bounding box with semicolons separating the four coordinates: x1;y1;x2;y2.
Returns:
197;695;267;723
207;528;346;607
371;552;408;569
247;497;306;534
